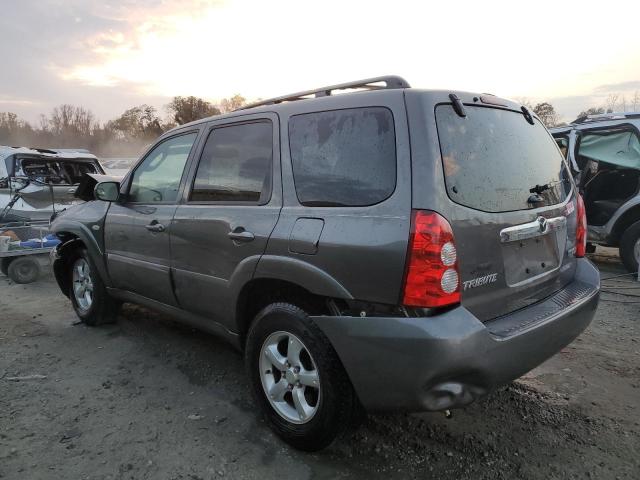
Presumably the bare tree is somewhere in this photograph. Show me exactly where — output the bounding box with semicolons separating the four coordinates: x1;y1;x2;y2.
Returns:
514;97;534;109
605;93;619;113
107;105;164;140
166;96;220;125
631;91;640;112
533;102;560;128
219;94;247;113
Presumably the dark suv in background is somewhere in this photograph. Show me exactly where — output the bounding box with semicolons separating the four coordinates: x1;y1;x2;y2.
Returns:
50;76;600;451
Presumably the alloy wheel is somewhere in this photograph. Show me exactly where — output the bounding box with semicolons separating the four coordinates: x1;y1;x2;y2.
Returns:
72;258;93;311
259;331;320;424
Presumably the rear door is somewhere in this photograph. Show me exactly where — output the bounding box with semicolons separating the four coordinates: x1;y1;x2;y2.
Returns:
170;113;281;329
408;93;578;321
105;131;199;305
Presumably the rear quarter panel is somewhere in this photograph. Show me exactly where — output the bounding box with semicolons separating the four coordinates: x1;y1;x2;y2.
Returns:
259;91;412;304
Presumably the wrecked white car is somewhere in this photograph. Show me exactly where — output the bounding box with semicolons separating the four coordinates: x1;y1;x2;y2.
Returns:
551;113;640;272
0;146;105;223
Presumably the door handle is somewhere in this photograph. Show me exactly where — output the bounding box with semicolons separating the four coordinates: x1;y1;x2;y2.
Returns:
228;227;255;242
145;222;166;233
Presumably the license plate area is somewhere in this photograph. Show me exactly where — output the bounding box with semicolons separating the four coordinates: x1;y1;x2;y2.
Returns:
502;232;560;286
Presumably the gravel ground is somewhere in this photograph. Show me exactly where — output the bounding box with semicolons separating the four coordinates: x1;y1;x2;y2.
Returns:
1;249;638;479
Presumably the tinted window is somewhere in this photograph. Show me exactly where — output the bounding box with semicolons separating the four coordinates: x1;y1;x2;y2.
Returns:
436;105;572;212
129;133;197;203
190;122;272;203
289;107;396;206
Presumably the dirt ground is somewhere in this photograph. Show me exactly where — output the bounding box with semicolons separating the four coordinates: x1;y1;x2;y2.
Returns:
1;249;638;480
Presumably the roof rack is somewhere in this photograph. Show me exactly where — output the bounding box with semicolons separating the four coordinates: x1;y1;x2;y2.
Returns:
237;75;410;111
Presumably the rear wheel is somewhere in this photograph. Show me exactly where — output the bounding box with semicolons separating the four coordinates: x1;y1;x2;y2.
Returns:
68;248;120;325
619;220;640;273
7;256;40;284
245;303;356;451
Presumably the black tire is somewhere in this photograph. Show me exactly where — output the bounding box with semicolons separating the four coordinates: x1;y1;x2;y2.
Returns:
7;256;40;284
619;220;640;274
1;257;12;277
245;303;356;451
68;248;120;325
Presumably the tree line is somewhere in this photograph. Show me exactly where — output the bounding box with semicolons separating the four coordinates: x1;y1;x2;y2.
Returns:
3;90;640;154
519;90;640;128
0;94;247;157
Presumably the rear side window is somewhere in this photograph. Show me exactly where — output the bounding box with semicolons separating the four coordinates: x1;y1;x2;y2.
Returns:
289;107;396;206
190;121;272;203
436;105;572;212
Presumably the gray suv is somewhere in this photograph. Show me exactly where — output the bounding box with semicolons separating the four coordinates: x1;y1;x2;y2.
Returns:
50;76;600;451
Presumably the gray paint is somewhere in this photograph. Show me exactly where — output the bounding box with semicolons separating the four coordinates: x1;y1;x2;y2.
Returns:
315;258;599;411
288;218;324;255
50;85;600;413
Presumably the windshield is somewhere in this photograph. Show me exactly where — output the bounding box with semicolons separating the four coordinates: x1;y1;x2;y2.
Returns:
436;105;572;212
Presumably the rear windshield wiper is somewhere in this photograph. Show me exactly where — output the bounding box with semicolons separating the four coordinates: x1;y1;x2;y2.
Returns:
529;183;551;195
529;179;566;195
521;106;535;125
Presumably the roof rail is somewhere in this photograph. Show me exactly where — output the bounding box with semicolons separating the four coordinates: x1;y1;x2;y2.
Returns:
237;75;410;111
573;111;640;124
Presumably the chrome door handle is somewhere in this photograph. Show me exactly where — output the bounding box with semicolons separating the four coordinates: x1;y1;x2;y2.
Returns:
228;228;255;242
145;222;165;233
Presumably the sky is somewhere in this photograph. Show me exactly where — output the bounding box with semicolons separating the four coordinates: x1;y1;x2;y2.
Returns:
1;0;640;125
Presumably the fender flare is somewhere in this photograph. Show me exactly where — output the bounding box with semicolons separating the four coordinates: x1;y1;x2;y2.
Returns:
52;220;112;287
249;255;353;299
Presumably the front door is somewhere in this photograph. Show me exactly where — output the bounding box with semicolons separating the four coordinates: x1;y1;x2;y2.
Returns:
105;131;199;305
170;115;281;329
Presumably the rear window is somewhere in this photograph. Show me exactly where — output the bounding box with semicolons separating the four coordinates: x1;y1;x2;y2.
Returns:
436;105;572;212
289;107;396;207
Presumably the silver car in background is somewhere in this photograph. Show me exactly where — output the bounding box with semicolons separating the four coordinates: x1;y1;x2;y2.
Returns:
551;113;640;272
0;146;105;223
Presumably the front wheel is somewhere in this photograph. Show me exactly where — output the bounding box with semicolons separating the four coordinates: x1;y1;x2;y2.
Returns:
245;303;357;451
619;220;640;274
68;248;120;325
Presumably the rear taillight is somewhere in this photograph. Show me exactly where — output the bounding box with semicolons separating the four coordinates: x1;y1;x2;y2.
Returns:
402;210;461;308
575;194;587;258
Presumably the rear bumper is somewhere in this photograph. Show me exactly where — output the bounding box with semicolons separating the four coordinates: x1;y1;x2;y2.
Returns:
314;258;600;412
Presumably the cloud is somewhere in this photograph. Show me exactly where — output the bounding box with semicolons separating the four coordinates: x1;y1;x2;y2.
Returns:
1;0;639;126
594;80;640;93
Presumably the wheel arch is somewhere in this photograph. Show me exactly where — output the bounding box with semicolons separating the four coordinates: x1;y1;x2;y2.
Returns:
235;277;335;347
610;204;640;246
52;225;110;296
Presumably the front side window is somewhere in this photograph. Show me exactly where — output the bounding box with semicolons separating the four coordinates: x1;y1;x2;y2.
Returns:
190;121;273;203
289;107;396;207
129;132;197;203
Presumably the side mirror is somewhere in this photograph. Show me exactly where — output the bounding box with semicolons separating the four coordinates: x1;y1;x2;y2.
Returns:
94;181;120;202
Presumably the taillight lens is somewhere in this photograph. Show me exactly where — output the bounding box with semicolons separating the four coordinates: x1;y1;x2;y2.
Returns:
575;194;587;258
402;210;461;308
